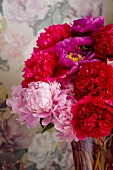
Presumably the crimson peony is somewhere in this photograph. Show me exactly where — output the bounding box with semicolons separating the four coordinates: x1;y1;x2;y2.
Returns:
21;47;58;88
37;24;71;49
92;24;113;60
71;97;113;140
74;61;113;104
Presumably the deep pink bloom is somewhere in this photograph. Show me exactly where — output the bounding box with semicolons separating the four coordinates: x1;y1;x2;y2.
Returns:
56;36;95;68
22;47;58;88
37;23;71;49
70;15;104;36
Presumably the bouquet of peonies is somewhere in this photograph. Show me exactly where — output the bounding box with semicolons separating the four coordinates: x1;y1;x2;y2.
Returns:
7;15;113;142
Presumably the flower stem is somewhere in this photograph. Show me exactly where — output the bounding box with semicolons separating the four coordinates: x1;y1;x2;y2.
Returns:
94;149;100;170
79;151;87;170
84;151;93;170
100;148;105;170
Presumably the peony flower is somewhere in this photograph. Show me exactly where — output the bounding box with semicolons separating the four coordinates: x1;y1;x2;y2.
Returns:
74;61;113;104
53;64;77;87
21;47;58;88
6;85;40;128
56;36;97;73
7;81;61;127
71;97;113;139
54;123;78;142
52;85;78;142
2;0;49;25
70;15;104;36
37;23;71;49
92;24;113;60
53;89;74;125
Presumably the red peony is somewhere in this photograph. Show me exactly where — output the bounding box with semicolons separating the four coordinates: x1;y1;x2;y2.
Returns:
74;61;113;103
21;47;58;88
92;24;113;60
36;24;71;49
71;97;113;139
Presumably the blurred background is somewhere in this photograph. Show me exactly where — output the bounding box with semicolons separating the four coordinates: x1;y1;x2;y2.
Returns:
0;0;112;169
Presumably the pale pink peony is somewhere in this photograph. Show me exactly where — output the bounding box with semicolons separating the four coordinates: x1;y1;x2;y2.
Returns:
52;85;78;142
54;122;78;142
7;81;78;141
7;81;61;127
6;85;40;128
24;81;61;119
2;0;49;25
53;91;74;125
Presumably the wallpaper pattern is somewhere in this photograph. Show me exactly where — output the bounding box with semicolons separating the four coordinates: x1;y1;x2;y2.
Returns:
0;0;105;169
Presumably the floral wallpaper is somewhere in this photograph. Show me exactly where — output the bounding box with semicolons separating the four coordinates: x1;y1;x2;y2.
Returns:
0;0;106;169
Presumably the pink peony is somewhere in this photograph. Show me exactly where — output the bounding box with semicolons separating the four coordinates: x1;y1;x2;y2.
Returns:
7;81;61;127
7;80;78;142
53;88;75;125
52;84;78;142
54;122;78;142
6;85;40;128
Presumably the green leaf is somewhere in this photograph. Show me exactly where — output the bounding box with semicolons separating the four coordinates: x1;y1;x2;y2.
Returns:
42;123;54;133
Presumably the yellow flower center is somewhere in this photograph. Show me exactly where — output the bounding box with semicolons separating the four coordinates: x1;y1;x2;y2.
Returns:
67;53;82;62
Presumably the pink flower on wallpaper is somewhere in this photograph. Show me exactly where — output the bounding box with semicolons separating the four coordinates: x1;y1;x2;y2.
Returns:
0;114;34;150
68;0;103;17
2;0;49;25
0;21;33;59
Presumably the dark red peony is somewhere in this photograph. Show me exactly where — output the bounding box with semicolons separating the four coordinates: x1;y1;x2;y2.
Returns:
21;47;58;88
36;24;71;49
71;97;113;139
92;24;113;60
74;61;113;104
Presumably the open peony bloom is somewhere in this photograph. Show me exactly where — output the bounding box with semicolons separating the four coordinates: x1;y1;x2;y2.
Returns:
56;36;96;69
70;15;104;36
71;97;113;140
7;81;75;135
37;23;71;49
74;61;113;104
6;85;40;128
21;47;58;88
7;81;61;127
